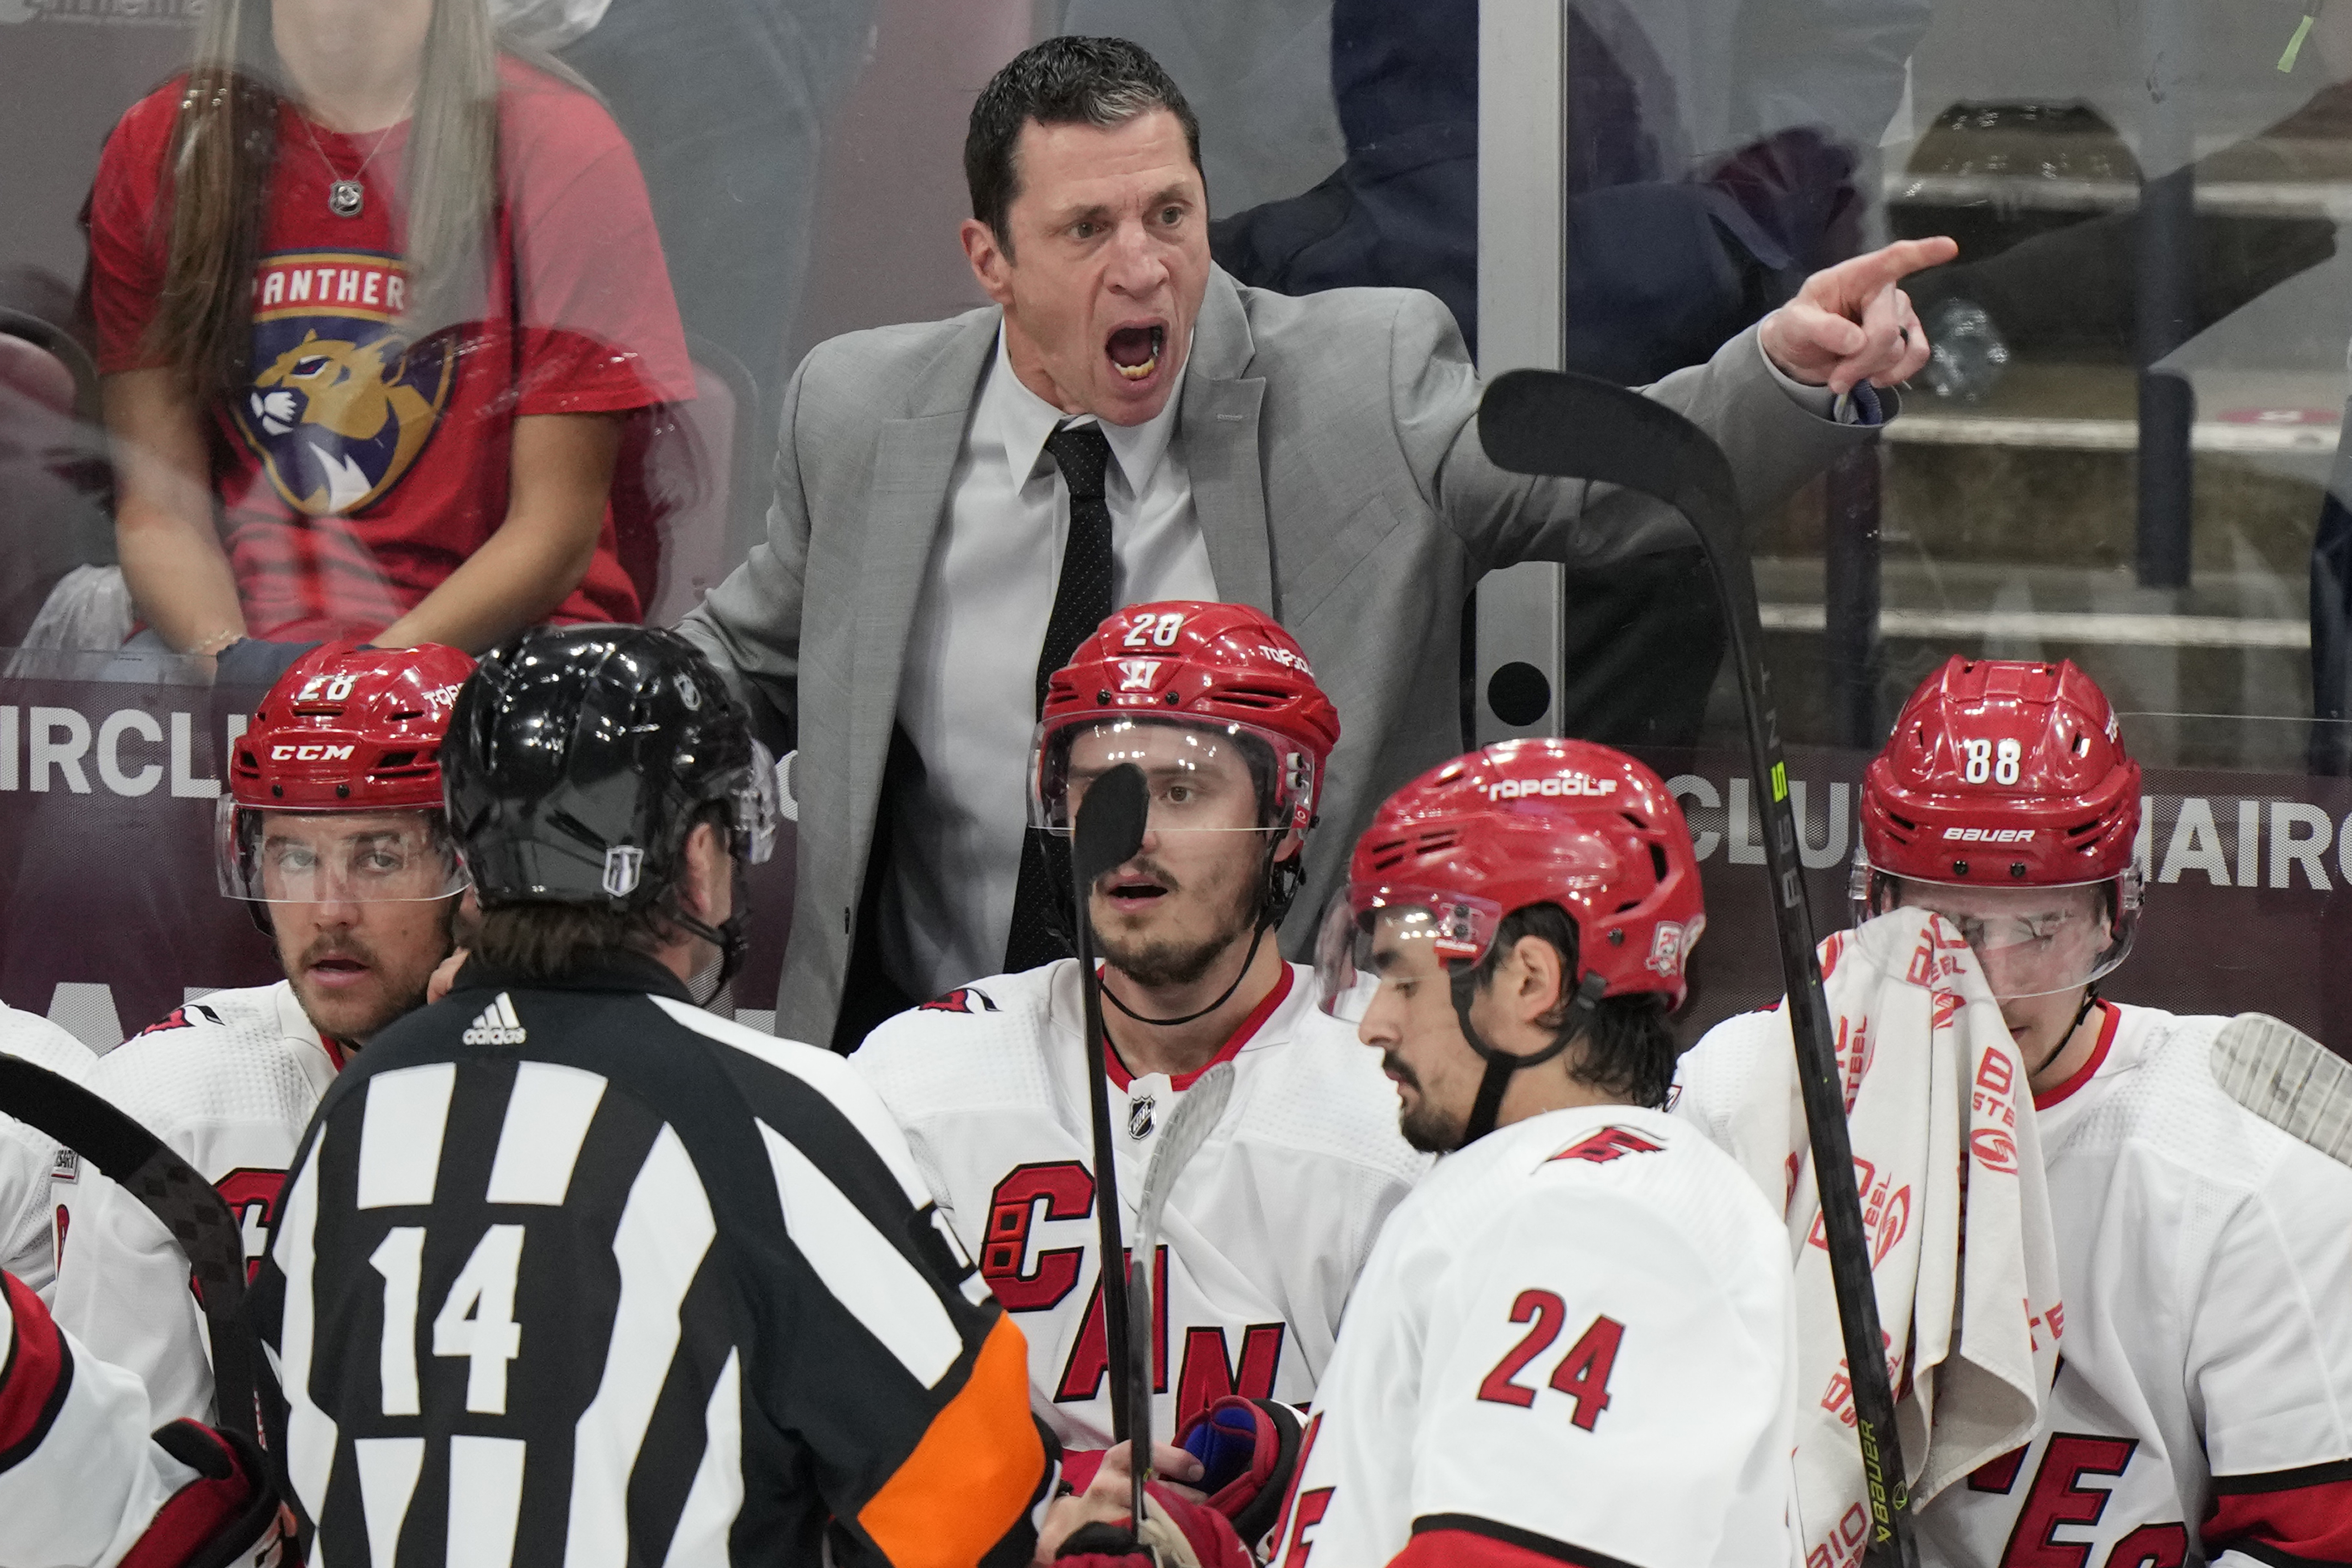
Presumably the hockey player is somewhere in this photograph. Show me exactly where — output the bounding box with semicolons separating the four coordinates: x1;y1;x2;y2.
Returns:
52;640;475;1426
1799;658;2352;1564
2;1003;93;1298
247;624;1091;1566
0;1267;280;1568
850;601;1430;1473
1271;739;1796;1567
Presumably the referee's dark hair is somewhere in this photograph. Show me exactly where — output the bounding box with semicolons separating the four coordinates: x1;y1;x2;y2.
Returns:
1473;902;1679;1109
965;35;1202;257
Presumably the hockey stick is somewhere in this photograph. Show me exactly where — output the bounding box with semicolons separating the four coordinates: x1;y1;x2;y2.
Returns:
0;1055;266;1444
1125;1060;1238;1527
1479;371;1917;1568
1074;761;1151;1443
2211;1012;2352;1165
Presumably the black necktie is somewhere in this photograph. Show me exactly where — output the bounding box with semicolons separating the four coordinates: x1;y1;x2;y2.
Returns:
1005;422;1117;971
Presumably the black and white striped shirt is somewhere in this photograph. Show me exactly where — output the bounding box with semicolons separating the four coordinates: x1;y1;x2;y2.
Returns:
252;951;1056;1568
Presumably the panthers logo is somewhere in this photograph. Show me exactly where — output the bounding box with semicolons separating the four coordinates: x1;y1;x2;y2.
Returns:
232;251;456;516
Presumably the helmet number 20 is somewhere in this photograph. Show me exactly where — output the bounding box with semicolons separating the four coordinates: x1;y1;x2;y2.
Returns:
1962;738;2022;786
1123;611;1185;649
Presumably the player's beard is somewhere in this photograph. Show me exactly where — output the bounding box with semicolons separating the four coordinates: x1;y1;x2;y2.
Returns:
281;899;456;1045
1383;1052;1468;1153
1094;852;1261;991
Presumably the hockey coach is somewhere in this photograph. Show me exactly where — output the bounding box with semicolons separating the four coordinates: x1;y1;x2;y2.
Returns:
676;33;1957;1049
249;627;1071;1566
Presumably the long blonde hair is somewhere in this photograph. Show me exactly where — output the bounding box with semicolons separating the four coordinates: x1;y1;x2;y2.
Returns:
148;0;500;406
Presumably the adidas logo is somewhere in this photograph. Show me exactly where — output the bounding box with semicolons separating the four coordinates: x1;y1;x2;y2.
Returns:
462;993;527;1047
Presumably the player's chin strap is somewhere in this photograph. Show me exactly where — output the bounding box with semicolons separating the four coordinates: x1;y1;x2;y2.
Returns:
2034;984;2103;1079
1104;923;1268;1028
1100;832;1296;1030
1453;967;1611;1146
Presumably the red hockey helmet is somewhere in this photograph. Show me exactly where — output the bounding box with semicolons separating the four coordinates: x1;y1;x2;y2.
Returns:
1315;739;1707;1021
216;642;476;903
1034;601;1340;838
1853;656;2143;997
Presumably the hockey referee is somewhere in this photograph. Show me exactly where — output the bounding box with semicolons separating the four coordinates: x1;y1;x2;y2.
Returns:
248;626;1064;1566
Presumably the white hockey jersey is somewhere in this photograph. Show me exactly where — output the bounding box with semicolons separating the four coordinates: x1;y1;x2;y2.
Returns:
1269;1105;1796;1568
0;1270;274;1568
1914;1003;2352;1568
0;1003;94;1299
850;961;1430;1451
52;981;342;1426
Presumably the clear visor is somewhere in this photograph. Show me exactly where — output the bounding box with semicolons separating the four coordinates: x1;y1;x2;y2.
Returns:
1846;851;2141;999
215;797;469;903
1314;889;1502;1024
1032;715;1313;839
737;739;782;865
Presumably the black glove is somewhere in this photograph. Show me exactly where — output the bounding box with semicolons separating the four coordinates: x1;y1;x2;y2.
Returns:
212;638;323;691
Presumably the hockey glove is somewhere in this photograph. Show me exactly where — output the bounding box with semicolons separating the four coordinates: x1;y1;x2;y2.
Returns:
142;1418;288;1568
1054;1483;1250;1568
1179;1397;1306;1549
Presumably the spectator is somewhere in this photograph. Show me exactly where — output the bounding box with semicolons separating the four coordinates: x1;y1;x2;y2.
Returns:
86;0;694;682
677;35;1950;1048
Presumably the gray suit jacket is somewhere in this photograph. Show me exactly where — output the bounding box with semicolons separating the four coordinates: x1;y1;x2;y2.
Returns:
678;266;1870;1045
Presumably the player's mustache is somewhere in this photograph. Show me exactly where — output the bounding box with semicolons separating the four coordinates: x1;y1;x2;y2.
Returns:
1380;1052;1419;1090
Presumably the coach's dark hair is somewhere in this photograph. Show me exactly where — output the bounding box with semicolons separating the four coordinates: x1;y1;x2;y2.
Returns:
467;803;732;981
965;35;1202;255
1472;902;1679;1109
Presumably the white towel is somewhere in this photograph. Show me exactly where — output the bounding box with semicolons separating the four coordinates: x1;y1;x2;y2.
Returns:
1673;907;2062;1560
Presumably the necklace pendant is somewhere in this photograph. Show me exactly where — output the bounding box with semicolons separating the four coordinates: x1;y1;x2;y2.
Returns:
327;179;365;219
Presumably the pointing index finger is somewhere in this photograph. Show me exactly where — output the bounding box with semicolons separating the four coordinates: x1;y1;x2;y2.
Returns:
1839;236;1959;297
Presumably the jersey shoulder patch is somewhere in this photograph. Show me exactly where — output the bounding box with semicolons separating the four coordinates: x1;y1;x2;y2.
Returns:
134;1003;226;1039
920;986;1000;1016
1546;1125;1668;1166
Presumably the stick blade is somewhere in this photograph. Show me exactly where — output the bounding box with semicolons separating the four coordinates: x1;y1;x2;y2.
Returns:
2211;1012;2352;1166
1074;762;1149;886
1477;368;1738;527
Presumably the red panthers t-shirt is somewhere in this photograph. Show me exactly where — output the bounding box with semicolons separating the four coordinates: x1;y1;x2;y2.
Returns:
89;57;696;642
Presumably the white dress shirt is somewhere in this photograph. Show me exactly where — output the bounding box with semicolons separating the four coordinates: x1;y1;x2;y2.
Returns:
882;330;1217;1001
876;328;1848;1003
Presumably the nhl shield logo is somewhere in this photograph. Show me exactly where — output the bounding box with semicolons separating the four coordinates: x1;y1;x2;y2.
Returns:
602;845;645;898
1127;1094;1156;1139
232;250;456;516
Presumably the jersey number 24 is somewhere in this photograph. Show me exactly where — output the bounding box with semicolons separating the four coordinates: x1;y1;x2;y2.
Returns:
1475;1289;1624;1431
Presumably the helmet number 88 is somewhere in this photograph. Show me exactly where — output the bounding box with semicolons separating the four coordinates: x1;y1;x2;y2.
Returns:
1123;611;1185;649
1962;738;2022;786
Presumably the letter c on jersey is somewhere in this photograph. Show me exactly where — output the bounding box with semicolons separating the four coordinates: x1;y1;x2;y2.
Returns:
982;1162;1093;1311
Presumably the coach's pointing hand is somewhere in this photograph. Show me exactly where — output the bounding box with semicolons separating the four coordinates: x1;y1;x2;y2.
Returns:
1760;236;1959;397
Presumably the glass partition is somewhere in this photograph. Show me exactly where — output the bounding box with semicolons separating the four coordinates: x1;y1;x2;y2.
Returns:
0;0;1468;1042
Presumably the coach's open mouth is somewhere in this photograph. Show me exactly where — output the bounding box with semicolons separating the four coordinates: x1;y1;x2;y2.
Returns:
1106;322;1164;383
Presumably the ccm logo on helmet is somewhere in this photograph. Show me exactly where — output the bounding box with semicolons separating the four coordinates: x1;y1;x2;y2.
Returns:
1941;827;2035;843
1486;774;1619;802
269;744;356;762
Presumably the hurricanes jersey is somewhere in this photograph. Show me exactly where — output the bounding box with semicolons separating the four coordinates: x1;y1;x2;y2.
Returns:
849;961;1430;1450
52;980;344;1425
1269;1105;1796;1568
1917;1003;2352;1568
0;1004;95;1300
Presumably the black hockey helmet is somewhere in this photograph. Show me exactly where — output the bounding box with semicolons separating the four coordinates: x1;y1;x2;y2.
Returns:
443;627;778;982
